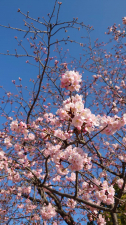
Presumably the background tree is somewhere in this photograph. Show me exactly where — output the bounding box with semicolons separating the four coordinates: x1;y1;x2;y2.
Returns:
103;184;126;225
0;1;126;224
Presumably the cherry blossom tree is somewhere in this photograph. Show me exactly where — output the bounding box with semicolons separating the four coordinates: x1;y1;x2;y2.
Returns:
0;1;126;224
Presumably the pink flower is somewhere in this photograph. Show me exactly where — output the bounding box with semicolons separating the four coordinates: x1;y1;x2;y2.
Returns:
60;70;82;92
108;186;115;196
53;175;61;182
67;199;76;208
97;214;106;225
28;133;35;140
68;150;84;171
23;186;31;194
105;197;114;205
14;143;21;151
56;108;70;120
54;129;66;140
19;121;27;129
32;214;40;220
4;137;12;148
17;204;24;209
40;203;56;220
10;120;18;131
96;181;115;205
66;172;76;182
13;172;20;182
56;165;69;175
123;17;126;25
122;136;126;143
117;179;124;189
25;200;36;213
72;115;83;130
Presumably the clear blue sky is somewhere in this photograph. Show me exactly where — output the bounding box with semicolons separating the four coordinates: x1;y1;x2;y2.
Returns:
0;0;126;91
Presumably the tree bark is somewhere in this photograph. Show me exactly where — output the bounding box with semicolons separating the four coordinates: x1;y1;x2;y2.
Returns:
111;212;118;225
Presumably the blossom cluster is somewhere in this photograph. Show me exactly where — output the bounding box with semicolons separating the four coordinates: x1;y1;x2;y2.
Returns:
60;70;82;92
4;120;35;149
57;94;98;131
98;114;126;135
81;178;116;209
97;214;106;225
25;199;37;213
10;120;27;134
61;146;91;172
43;144;91;173
10;120;35;140
40;203;56;220
95;181;115;205
117;178;126;191
123;17;126;25
43;113;61;127
59;70;126;135
67;146;92;171
67;199;77;209
54;129;71;140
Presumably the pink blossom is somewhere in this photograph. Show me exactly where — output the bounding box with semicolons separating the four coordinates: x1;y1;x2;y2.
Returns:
32;214;41;220
97;214;106;225
14;143;21;151
60;70;82;92
56;164;69;175
19;121;27;129
25;200;36;213
105;197;114;205
72;115;84;130
10;120;18;131
23;186;31;194
17;204;24;209
4;137;12;148
0;151;5;160
13;173;20;182
53;175;61;182
54;129;66;140
36;117;43;123
117;178;124;189
98;114;126;135
40;203;56;220
66;172;76;182
96;181;115;205
122;136;126;143
123;17;126;25
28;133;35;140
108;186;115;196
67;199;76;208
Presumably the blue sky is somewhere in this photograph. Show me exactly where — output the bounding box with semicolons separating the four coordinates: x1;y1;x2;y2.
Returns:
0;0;126;92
